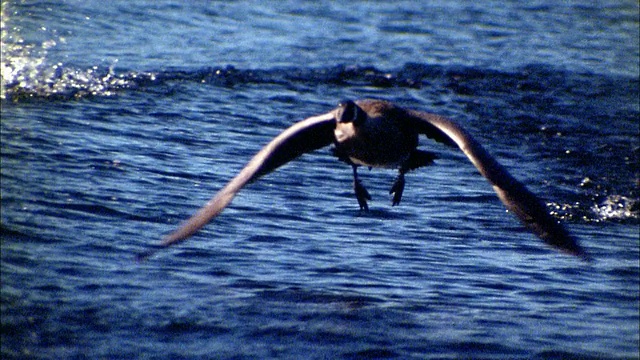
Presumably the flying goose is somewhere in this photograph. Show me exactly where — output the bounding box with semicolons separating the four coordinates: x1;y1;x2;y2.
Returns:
138;99;589;261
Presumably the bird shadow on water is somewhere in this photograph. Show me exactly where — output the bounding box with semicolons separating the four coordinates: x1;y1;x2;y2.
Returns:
329;206;420;221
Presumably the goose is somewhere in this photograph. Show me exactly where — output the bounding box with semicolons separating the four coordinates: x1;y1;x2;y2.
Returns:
138;99;589;261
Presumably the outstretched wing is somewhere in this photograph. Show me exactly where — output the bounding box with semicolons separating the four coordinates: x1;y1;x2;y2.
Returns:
139;112;336;260
405;109;589;260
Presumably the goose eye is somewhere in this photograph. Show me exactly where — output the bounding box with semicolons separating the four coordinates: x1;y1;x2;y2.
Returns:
338;100;357;123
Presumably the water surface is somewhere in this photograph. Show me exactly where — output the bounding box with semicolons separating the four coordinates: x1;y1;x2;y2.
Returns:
1;1;639;359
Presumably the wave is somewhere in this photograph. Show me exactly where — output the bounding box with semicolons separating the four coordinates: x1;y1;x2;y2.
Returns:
2;4;637;104
3;18;637;104
549;195;639;224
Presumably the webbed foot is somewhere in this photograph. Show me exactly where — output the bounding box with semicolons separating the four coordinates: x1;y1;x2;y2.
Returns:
354;179;371;211
390;173;405;206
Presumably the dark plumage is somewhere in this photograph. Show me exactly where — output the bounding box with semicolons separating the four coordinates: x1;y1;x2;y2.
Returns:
138;99;589;261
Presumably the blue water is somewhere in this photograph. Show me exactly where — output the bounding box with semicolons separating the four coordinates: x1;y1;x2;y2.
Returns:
2;1;639;359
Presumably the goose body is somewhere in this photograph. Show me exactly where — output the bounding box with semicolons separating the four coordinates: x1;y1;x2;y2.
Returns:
139;99;589;261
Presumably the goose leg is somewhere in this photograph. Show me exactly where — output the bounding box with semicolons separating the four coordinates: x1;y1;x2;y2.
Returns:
390;171;406;206
352;165;371;211
390;150;437;206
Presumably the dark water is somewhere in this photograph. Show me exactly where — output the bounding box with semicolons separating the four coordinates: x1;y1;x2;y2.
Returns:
1;1;639;359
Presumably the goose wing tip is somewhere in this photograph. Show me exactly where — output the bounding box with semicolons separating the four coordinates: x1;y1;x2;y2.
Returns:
134;244;164;262
549;235;592;263
573;247;593;263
